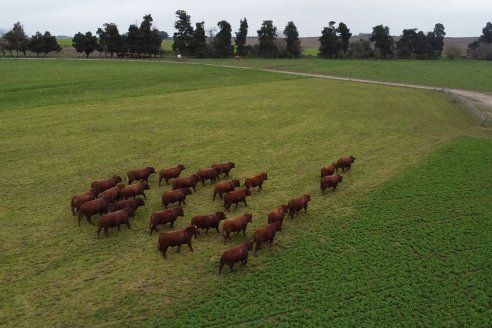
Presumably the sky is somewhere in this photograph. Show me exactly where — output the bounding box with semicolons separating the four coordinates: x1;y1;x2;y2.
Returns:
1;0;491;38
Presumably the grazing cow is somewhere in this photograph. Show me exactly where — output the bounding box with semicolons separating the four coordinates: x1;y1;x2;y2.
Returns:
159;164;185;186
211;162;235;178
222;213;253;244
197;167;221;185
78;197;111;226
110;198;145;212
288;194;311;219
97;208;134;238
336;156;356;173
127;167;156;184
121;182;149;199
320;175;343;193
321;163;337;177
267;204;289;225
219;242;253;274
161;188;192;208
253;221;282;255
71;189;97;215
98;184;123;202
244;173;268;191
149;207;184;235
223;188;251;212
213;179;240;201
90;176;123;194
157;225;200;258
191;211;227;234
172;175;199;192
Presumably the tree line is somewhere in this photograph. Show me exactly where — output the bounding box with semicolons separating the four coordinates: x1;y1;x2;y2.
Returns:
1;12;491;60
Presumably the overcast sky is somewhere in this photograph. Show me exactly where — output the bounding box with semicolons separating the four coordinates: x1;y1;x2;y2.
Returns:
1;0;490;37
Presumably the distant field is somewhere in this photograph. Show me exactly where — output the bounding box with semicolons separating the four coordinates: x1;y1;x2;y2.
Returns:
0;59;489;327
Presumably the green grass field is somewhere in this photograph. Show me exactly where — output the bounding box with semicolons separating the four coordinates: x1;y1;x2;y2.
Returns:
0;59;490;327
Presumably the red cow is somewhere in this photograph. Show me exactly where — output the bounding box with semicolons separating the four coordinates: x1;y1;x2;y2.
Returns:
222;213;253;244
336;156;356;173
172;175;199;192
253;220;282;255
213;179;240;201
98;184;123;202
191;211;227;234
158;164;185;186
288;194;311;218
211;162;235;177
121;182;149;199
71;188;97;215
90;176;123;194
127;167;156;184
78;197;111;226
267;204;289;225
223;188;251;212
197;167;221;185
219;242;253;274
149;207;184;235
161;188;192;208
321;163;337;177
110;198;145;212
157;225;200;258
97;208;134;238
320;175;343;193
244;173;268;191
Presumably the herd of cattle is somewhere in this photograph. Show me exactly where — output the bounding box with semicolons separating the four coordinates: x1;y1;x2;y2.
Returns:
70;156;356;273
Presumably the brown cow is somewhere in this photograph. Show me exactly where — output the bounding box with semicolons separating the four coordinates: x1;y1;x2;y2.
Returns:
267;204;289;225
110;198;145;212
288;194;311;218
213;179;240;201
158;164;185;186
244;173;268;191
149;207;184;235
71;188;97;215
211;162;235;178
222;213;253;244
197;167;221;185
191;211;227;234
157;225;200;258
320;175;343;193
78;197;111;226
98;184;123;202
219;242;253;274
336;156;356;173
161;188;192;208
223;188;251;212
127;167;156;184
253;220;282;255
97;208;134;238
90;176;123;194
121;182;149;199
172;175;199;192
321;163;337;177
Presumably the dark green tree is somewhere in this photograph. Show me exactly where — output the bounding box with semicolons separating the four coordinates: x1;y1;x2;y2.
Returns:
126;24;143;55
396;28;417;58
348;39;373;58
235;18;248;56
319;21;342;58
72;31;98;58
192;22;207;57
427;23;445;58
4;22;29;56
413;31;433;59
140;14;162;56
337;22;352;54
172;10;194;56
257;20;277;57
28;31;61;57
369;25;394;58
213;20;233;57
283;21;301;57
97;23;122;57
479;22;492;43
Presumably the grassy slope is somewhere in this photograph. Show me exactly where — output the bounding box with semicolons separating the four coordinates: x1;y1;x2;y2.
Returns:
0;60;489;327
151;137;491;327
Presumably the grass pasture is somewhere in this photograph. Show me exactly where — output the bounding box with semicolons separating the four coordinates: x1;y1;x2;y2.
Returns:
0;59;490;327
